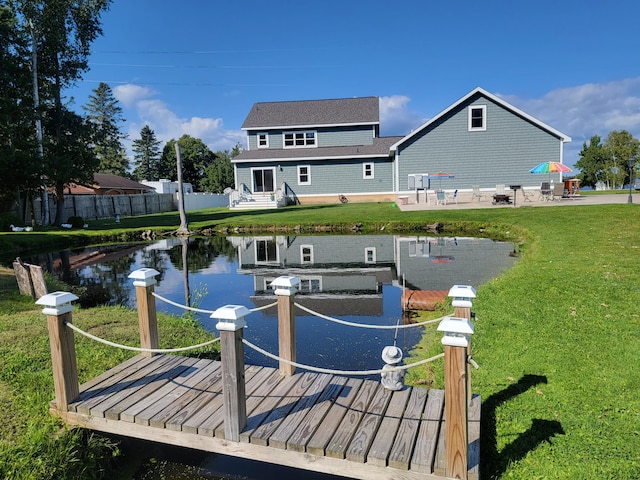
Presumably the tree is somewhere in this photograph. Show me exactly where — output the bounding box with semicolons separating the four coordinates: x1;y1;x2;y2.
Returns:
200;143;239;193
132;125;162;181
604;130;639;189
575;135;607;188
12;0;111;224
83;82;128;176
158;135;216;191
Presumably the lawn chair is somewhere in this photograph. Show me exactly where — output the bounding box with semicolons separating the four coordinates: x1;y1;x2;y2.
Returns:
436;190;446;205
445;189;458;204
522;188;537;202
552;183;565;201
471;185;486;202
539;182;552;201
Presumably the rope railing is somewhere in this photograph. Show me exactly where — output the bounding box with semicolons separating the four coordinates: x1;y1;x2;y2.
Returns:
64;321;220;354
151;291;277;314
242;337;444;376
294;302;448;329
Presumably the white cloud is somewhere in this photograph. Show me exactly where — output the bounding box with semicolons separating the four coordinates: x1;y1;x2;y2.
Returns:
379;95;425;136
115;83;245;156
499;78;640;166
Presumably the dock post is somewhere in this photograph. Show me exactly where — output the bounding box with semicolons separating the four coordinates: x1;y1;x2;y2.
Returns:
212;305;250;442
37;292;80;412
438;315;475;479
449;285;477;407
270;276;300;376
128;268;160;357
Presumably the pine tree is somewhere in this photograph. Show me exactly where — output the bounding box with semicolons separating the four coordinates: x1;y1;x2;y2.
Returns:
132;125;162;181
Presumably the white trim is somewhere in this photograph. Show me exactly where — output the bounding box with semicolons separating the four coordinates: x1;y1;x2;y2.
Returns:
249;166;276;192
365;247;377;264
390;86;572;151
232;153;388;164
363;162;374;179
468;105;487;131
242;121;378;131
283;131;317;148
254;238;280;265
297;165;311;185
300;245;314;264
256;132;269;148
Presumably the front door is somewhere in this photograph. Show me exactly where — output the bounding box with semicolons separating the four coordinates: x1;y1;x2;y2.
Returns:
252;168;275;193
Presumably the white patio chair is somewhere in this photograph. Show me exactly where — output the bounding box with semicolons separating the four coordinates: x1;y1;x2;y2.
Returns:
471;185;486;202
445;189;458;204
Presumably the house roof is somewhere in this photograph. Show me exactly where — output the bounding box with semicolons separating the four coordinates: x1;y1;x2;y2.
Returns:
67;173;153;194
233;136;402;163
241;97;380;130
390;87;572;151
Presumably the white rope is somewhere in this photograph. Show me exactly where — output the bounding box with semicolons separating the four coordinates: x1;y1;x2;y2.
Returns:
65;321;219;353
151;292;278;315
294;302;447;329
242;338;444;376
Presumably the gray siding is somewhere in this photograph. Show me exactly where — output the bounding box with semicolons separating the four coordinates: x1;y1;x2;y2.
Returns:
247;125;373;151
397;95;563;190
236;158;394;195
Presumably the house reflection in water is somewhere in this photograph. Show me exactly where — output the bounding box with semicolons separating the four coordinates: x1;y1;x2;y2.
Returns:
227;235;516;314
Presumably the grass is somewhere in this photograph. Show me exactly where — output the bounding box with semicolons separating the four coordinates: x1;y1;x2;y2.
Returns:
1;201;639;479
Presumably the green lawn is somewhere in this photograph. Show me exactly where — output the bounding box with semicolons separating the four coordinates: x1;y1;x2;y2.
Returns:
1;202;639;479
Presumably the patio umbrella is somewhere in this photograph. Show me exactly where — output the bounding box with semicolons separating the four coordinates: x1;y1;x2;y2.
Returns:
428;172;455;189
529;161;572;183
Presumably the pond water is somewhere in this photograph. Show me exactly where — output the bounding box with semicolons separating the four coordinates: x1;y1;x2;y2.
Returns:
21;234;517;479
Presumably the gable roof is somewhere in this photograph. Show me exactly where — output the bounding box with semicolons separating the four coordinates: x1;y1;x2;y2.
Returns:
67;173;153;194
241;97;379;130
390;87;571;151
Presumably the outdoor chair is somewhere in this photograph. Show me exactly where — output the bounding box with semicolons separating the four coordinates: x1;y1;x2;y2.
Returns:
436;190;446;205
495;184;506;195
471;185;486;202
540;182;552;201
522;188;537;202
445;189;458;204
552;183;565;200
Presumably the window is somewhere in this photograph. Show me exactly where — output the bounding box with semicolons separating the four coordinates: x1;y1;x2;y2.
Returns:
298;165;311;185
300;245;314;264
299;278;321;293
257;133;268;148
468;105;486;131
409;240;429;257
363;162;374;179
283;131;316;148
365;247;377;264
255;239;279;264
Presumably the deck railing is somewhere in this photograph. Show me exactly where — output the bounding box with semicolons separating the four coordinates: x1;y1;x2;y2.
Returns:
38;268;479;479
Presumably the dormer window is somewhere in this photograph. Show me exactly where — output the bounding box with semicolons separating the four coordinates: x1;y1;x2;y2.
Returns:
283;131;316;148
257;132;269;148
468;105;486;131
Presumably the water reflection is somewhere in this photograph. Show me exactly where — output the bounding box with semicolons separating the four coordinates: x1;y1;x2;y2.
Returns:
21;234;516;377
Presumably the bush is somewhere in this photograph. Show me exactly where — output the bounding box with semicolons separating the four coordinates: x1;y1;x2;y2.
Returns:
0;214;23;231
66;216;85;229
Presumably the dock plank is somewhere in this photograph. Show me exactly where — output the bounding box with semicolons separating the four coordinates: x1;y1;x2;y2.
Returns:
306;377;363;457
366;387;411;466
286;376;349;452
410;389;444;473
346;384;392;463
467;394;481;480
325;379;379;459
388;387;428;470
249;372;320;446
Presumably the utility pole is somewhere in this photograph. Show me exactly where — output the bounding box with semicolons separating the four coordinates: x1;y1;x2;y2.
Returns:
30;21;49;225
175;143;189;235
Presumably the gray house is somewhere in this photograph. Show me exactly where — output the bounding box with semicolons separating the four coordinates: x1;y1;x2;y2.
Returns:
231;87;571;208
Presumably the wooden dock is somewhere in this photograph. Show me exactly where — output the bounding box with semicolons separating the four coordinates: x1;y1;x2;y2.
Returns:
51;353;479;480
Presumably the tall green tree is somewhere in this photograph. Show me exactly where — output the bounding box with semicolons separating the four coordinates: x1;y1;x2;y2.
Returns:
200;143;239;193
0;4;42;219
83;82;128;176
12;0;111;224
158;135;216;191
575;135;607;188
604;130;639;189
132;125;162;181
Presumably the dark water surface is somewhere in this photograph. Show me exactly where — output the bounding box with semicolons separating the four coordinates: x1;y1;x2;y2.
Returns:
22;234;516;479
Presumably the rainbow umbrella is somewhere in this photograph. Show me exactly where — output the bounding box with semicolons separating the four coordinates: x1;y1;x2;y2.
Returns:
428;172;455;189
529;161;573;174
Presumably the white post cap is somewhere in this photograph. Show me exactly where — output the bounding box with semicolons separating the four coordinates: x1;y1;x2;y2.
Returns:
270;275;300;296
437;315;475;347
212;304;250;331
36;291;79;316
128;268;160;287
448;284;477;308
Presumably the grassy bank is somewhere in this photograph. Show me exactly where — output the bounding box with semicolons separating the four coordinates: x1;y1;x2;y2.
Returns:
1;202;639;479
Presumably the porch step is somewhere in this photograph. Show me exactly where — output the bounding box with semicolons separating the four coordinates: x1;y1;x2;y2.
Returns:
231;195;278;210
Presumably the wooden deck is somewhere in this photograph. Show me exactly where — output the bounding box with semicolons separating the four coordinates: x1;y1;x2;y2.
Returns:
51;354;479;480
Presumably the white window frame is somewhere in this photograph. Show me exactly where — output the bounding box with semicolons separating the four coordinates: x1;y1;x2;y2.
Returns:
363;162;374;179
365;247;377;264
300;244;314;264
297;165;311;185
298;277;322;293
254;238;279;265
256;132;269;148
283;131;317;148
468;105;487;131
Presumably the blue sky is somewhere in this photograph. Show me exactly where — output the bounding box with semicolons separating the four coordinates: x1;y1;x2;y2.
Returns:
67;0;640;169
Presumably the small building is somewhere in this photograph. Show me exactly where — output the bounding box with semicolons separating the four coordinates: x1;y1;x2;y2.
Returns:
141;179;194;195
67;173;154;195
231;87;571;208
